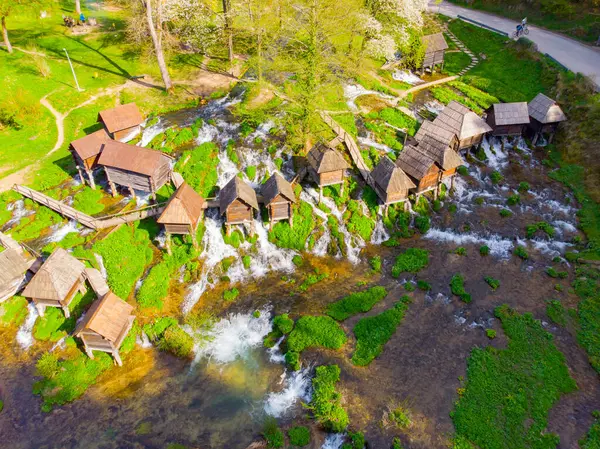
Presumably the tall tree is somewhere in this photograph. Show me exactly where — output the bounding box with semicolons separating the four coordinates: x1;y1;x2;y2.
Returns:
0;0;33;53
140;0;173;92
222;0;234;65
75;0;81;15
238;0;276;82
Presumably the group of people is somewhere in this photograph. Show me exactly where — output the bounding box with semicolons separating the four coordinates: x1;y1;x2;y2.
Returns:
62;13;87;28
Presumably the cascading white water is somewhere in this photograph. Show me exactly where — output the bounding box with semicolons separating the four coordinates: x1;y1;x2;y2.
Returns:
247;120;275;142
5;200;33;228
139;117;171;147
424;228;514;259
371;214;390;245
312;225;332;257
264;367;312;417
322;433;346;449
16;303;38;350
45;220;79;243
134;190;152;207
423;101;445;115
196;122;220;145
343;84;394;111
191;309;272;365
94;253;107;279
481;137;509;171
357;135;393;153
392;70;423;85
136;331;153;348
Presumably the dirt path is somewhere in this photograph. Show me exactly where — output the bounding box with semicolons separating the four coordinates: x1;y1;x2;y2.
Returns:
40;95;65;155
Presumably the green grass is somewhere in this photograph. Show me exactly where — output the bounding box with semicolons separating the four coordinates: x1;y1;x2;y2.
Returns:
573;266;600;374
484;276;500;291
175;143;220;197
430;86;483;115
0;295;28;327
448;81;499;110
144;317;193;358
72;186;105;215
334;113;358;137
270;201;318;251
351;296;411;366
263;417;284;448
345;200;375;241
546;299;567;326
451;305;578;449
327;286;388;321
514;246;529;260
580;411;600;449
93;221;155;299
308;364;349;433
9;206;63;241
288;426;310;447
444;52;472;76
378;108;418;135
287;316;348;354
450;274;472;303
391;248;429;277
223;288;240;301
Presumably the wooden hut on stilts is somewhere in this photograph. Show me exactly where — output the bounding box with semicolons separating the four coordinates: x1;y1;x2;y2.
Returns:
97;141;173;200
69;129;112;189
74;291;135;366
395;145;443;200
371;156;415;213
97;103;144;142
421;33;449;73
433;101;492;152
21;248;86;318
156;182;206;254
306;142;350;202
220;177;259;236
527;93;567;145
486;102;530;137
261;173;297;230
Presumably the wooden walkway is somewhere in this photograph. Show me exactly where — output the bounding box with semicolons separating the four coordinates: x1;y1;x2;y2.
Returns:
84;268;110;297
13;185;166;230
319;112;375;189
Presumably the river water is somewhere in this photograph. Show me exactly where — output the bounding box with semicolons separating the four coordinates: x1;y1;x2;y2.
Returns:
1;96;598;449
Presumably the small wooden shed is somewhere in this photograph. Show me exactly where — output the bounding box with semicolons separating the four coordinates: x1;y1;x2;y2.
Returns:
262;173;297;229
157;182;206;252
486;102;530;137
421;33;449;72
527;93;567;144
97;103;144;142
74;291;135;366
417;136;464;181
0;248;33;302
21;248;86;318
433;101;492;151
307;142;350;200
220;177;259;235
97;141;173;199
372;156;415;211
69;129;112;189
395;145;442;197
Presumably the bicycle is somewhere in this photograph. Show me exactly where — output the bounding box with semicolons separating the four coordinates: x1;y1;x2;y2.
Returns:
511;24;530;39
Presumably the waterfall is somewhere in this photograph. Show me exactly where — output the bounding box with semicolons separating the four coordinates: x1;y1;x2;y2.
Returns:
94;253;107;278
424;228;514;259
481;136;508;171
322;433;346;449
45;220;79;243
263;367;312;417
357;135;393;153
392;70;423;85
371;213;390;245
139;117;170;147
343;84;394;111
16;303;39;350
5;200;34;228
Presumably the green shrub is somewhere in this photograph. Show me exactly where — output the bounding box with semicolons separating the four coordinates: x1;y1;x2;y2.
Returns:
299;270;329;291
285;350;301;371
457;166;469;176
262;417;284;448
36;352;60;379
292;255;303;267
499;209;512;218
392;437;403;449
158;326;194;358
175;143;219;197
514;246;529;260
273;313;294;334
417;280;432;291
287;316;347;354
525;221;555;239
327;286;388;321
0;295;28;327
486;329;497;339
546;300;567;326
490;171;503;184
388;406;412;428
518;182;530;193
370;255;382;272
288;426;310;447
242;255;252;269
455;247;467;256
351;296;411;366
270;201;317;251
484;277;500;291
253;310;261;318
391;248;429;277
223;288;240;302
309;365;349;432
344;431;366;449
479;245;490;256
414;214;430;234
451;305;577;449
450;274;471;303
404;282;416;292
246;165;257;179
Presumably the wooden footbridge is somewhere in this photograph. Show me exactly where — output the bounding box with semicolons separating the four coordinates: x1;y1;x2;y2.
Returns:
319;112;375;188
12;184;166;231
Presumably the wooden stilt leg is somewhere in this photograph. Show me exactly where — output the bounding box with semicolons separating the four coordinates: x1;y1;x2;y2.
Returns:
319;186;323;203
226;224;231;236
36;303;45;317
434;187;439;200
404;201;408;212
548;132;554;144
76;165;85;186
340;182;344;196
451;175;455;191
532;133;539;146
289;205;293;228
113;350;123;367
166;233;172;255
128;185;136;199
85;346;94;360
86;169;96;189
62;306;70;319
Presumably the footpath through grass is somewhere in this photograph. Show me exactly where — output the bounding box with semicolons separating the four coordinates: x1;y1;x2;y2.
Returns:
451;305;577;449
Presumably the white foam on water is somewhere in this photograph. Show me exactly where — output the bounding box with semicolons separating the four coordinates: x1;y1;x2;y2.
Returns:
371;214;390;245
136;331;153;348
45;220;79;243
247;120;275;142
482;136;509;171
423;101;445;115
94;253;107;279
312;226;332;257
196;122;220;145
16;303;39;350
322;433;346;449
217;151;240;189
392;70;423;85
425;228;514;259
139;117;171;147
5;200;34;228
192;309;272;365
357;135;393;153
530;239;572;256
343;84;393;111
250;219;296;277
553;220;577;234
264;367;312;417
267;336;286;364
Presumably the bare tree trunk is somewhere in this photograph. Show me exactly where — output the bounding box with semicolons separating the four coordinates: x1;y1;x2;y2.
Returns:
75;0;81;15
144;0;172;92
222;0;234;66
2;16;12;54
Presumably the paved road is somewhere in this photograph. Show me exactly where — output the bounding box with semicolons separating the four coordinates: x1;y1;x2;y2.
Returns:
429;1;600;84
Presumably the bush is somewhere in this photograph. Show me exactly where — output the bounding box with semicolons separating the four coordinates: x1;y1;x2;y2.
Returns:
518;182;530;193
499;209;512;218
525;221;555;239
507;194;521;206
450;274;471;303
327;286;388;321
414;214;430;234
351;296;411;366
490;171;503;184
344;431;366;449
455;247;467;256
486;329;497;339
417;280;432;291
388;406;412;428
36;353;60;379
370;256;382;272
288;426;310;447
391;248;429;277
273;313;294;334
309;365;349;432
292;255;303;267
479;245;490;256
223;288;240;301
457;166;469;176
285;350;301;371
484;277;500;291
158;326;194;358
514;246;529;260
546;299;567;326
287;316;347;354
263;417;284;448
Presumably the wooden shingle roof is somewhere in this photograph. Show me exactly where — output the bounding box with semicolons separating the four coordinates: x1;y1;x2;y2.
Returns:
422;33;449;53
395;145;439;180
0;248;31;287
307;142;349;173
492;102;530;126
415;120;457;146
157;182;205;227
22;248;85;301
75;291;134;343
434;101;492;140
372;156;416;193
417;136;464;171
220;177;259;215
262;173;297;205
97;141;171;176
98;103;143;133
69;129;111;161
528;93;567;124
